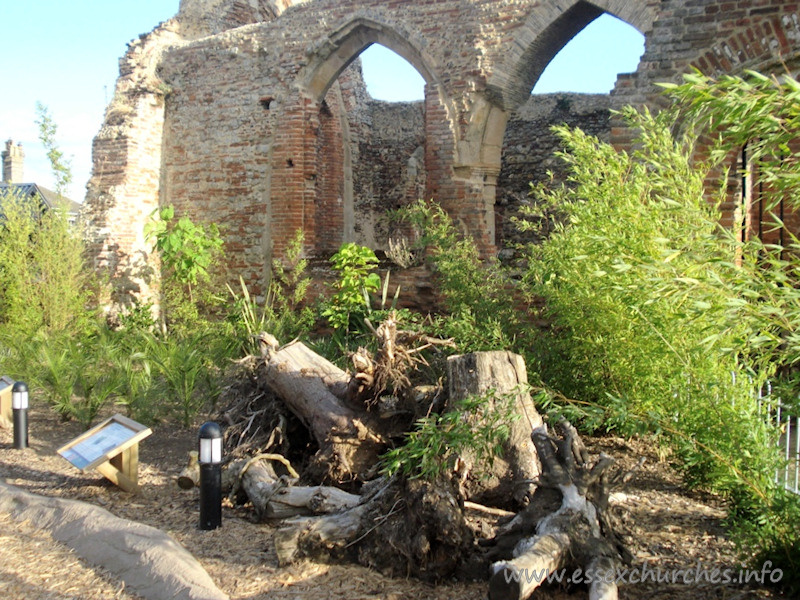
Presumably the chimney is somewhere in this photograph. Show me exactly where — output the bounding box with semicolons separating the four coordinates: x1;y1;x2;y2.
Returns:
2;139;25;183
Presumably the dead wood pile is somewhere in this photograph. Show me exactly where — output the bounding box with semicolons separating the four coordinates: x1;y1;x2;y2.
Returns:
184;313;637;599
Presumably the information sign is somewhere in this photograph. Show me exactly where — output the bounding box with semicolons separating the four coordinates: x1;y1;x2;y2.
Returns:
0;375;14;427
58;414;151;492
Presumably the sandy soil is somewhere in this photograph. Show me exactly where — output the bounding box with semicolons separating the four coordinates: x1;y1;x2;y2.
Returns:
0;401;788;600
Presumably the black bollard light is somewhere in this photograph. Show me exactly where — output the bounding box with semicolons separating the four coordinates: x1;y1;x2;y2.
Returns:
198;421;223;530
12;381;28;450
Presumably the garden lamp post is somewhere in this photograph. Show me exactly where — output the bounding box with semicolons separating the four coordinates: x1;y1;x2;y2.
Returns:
12;381;28;449
198;421;223;530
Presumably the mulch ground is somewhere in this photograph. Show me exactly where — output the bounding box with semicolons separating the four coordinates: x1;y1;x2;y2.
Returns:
0;401;788;599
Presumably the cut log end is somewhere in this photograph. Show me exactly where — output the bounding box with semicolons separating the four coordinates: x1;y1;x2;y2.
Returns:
177;451;199;489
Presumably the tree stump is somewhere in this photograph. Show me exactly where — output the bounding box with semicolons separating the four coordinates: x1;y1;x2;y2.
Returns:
447;351;543;506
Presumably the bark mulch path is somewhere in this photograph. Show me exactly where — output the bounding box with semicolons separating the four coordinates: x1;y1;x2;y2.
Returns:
0;402;787;599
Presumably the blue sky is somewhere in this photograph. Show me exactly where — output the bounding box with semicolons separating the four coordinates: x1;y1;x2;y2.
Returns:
0;3;643;202
362;13;644;99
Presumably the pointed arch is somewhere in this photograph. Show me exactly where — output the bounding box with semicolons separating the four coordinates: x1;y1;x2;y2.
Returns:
289;14;464;252
486;0;656;112
299;16;440;102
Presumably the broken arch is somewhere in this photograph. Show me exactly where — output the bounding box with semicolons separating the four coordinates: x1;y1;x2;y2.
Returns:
295;16;460;254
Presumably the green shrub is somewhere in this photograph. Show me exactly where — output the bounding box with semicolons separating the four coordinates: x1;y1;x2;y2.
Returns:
114;344;158;424
519;82;800;588
0;189;93;337
145;331;211;427
145;205;225;335
321;242;381;330
381;388;517;480
228;229;314;353
519;108;744;420
398;200;524;354
662;70;800;591
31;333;82;420
23;327;122;427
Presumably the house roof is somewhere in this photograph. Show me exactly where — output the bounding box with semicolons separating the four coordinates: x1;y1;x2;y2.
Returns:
0;182;81;217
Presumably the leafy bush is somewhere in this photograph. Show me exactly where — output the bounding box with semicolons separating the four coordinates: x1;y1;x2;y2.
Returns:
321;242;381;330
0;188;99;424
145;205;225;335
661;70;800;592
519;108;745;420
113;342;157;424
71;329;125;427
398;200;524;354
0;189;94;337
145;331;208;427
19;327;122;427
266;229;315;337
228;229;314;353
381;388;517;480
31;333;83;420
519;78;800;588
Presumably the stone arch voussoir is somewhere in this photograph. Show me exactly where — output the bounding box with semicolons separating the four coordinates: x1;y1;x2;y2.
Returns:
690;12;800;78
465;0;656;249
486;0;655;113
292;12;464;214
299;14;439;102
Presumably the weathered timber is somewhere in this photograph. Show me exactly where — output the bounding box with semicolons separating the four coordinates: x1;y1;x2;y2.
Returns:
447;351;543;506
274;503;368;566
228;455;361;521
487;421;639;600
260;334;351;400
177;451;199;489
260;336;386;482
273;475;475;581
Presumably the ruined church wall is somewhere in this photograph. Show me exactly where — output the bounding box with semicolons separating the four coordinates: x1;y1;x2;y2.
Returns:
84;0;800;309
353;100;426;250
156;0;552;271
159;28;284;291
82;0;303;306
497;93;611;255
82;20;186;305
609;0;800;237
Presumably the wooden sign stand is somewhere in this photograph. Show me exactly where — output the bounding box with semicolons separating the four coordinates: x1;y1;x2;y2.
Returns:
58;414;152;493
0;376;14;429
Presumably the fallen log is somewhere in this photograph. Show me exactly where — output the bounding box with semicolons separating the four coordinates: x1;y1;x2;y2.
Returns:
273;475;475;581
259;333;351;400
176;451;253;493
259;335;387;483
487;420;640;600
177;451;199;490
447;351;543;507
274;501;369;566
227;455;361;520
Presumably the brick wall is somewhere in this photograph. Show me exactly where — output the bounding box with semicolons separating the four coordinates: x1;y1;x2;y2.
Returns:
353;99;425;250
496;93;611;256
83;0;800;308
